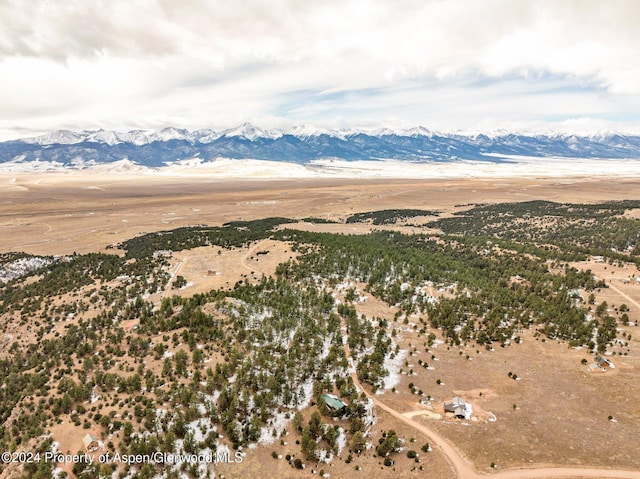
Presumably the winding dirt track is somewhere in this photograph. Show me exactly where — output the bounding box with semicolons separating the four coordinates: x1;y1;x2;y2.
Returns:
239;239;270;276
342;328;640;479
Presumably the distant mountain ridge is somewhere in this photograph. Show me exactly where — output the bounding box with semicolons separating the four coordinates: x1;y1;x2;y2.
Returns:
2;123;640;168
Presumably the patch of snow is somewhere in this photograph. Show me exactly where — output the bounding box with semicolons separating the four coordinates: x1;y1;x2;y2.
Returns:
361;397;376;429
380;348;407;391
258;410;290;445
89;159;148;173
319;335;333;360
336;427;347;454
186;417;214;443
52;468;66;479
316;448;333;464
0;256;53;282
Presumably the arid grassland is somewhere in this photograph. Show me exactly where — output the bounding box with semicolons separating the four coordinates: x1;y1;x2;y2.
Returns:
1;173;639;479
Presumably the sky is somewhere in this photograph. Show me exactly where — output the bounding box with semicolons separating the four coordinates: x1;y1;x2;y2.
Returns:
0;0;639;140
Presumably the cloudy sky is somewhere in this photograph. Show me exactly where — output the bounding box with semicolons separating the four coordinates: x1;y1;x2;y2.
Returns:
0;0;639;139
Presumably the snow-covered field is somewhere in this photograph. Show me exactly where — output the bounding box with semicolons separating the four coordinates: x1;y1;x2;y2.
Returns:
2;155;640;179
309;156;640;179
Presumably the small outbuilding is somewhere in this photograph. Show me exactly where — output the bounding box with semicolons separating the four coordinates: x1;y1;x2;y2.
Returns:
82;433;100;452
444;396;472;420
595;355;615;370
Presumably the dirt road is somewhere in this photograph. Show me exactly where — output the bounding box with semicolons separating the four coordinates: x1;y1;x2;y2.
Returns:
491;468;640;479
342;324;640;479
239;238;270;276
604;279;640;311
162;256;188;298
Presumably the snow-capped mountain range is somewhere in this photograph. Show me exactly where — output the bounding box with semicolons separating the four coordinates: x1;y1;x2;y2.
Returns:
2;123;640;169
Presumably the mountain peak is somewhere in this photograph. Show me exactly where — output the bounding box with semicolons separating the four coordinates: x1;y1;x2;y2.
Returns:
150;127;192;142
369;127;401;137
287;124;333;139
86;129;126;146
222;123;282;141
30;130;85;145
404;125;435;137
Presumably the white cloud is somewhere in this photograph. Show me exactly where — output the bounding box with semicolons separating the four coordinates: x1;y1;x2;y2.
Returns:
0;0;638;139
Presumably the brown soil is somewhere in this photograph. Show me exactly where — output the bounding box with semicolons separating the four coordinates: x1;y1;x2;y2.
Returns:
2;174;640;256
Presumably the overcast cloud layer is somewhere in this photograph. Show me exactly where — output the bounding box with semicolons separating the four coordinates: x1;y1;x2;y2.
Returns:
0;0;639;140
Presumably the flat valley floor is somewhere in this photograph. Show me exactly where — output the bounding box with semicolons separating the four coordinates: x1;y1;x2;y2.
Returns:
3;173;640;256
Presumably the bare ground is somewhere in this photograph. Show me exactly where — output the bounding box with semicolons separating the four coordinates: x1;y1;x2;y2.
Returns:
2;173;640;255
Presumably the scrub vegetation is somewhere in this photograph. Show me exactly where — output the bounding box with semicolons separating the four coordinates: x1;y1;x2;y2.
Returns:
0;200;638;478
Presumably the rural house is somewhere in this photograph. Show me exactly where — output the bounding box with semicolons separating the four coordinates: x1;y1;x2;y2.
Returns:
321;393;347;412
82;433;100;452
594;355;615;370
444;396;472;420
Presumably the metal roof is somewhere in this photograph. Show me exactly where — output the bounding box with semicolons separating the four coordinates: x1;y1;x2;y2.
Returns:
321;393;347;411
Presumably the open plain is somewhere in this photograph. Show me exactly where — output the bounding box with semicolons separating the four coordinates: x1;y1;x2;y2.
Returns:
3;172;640;255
